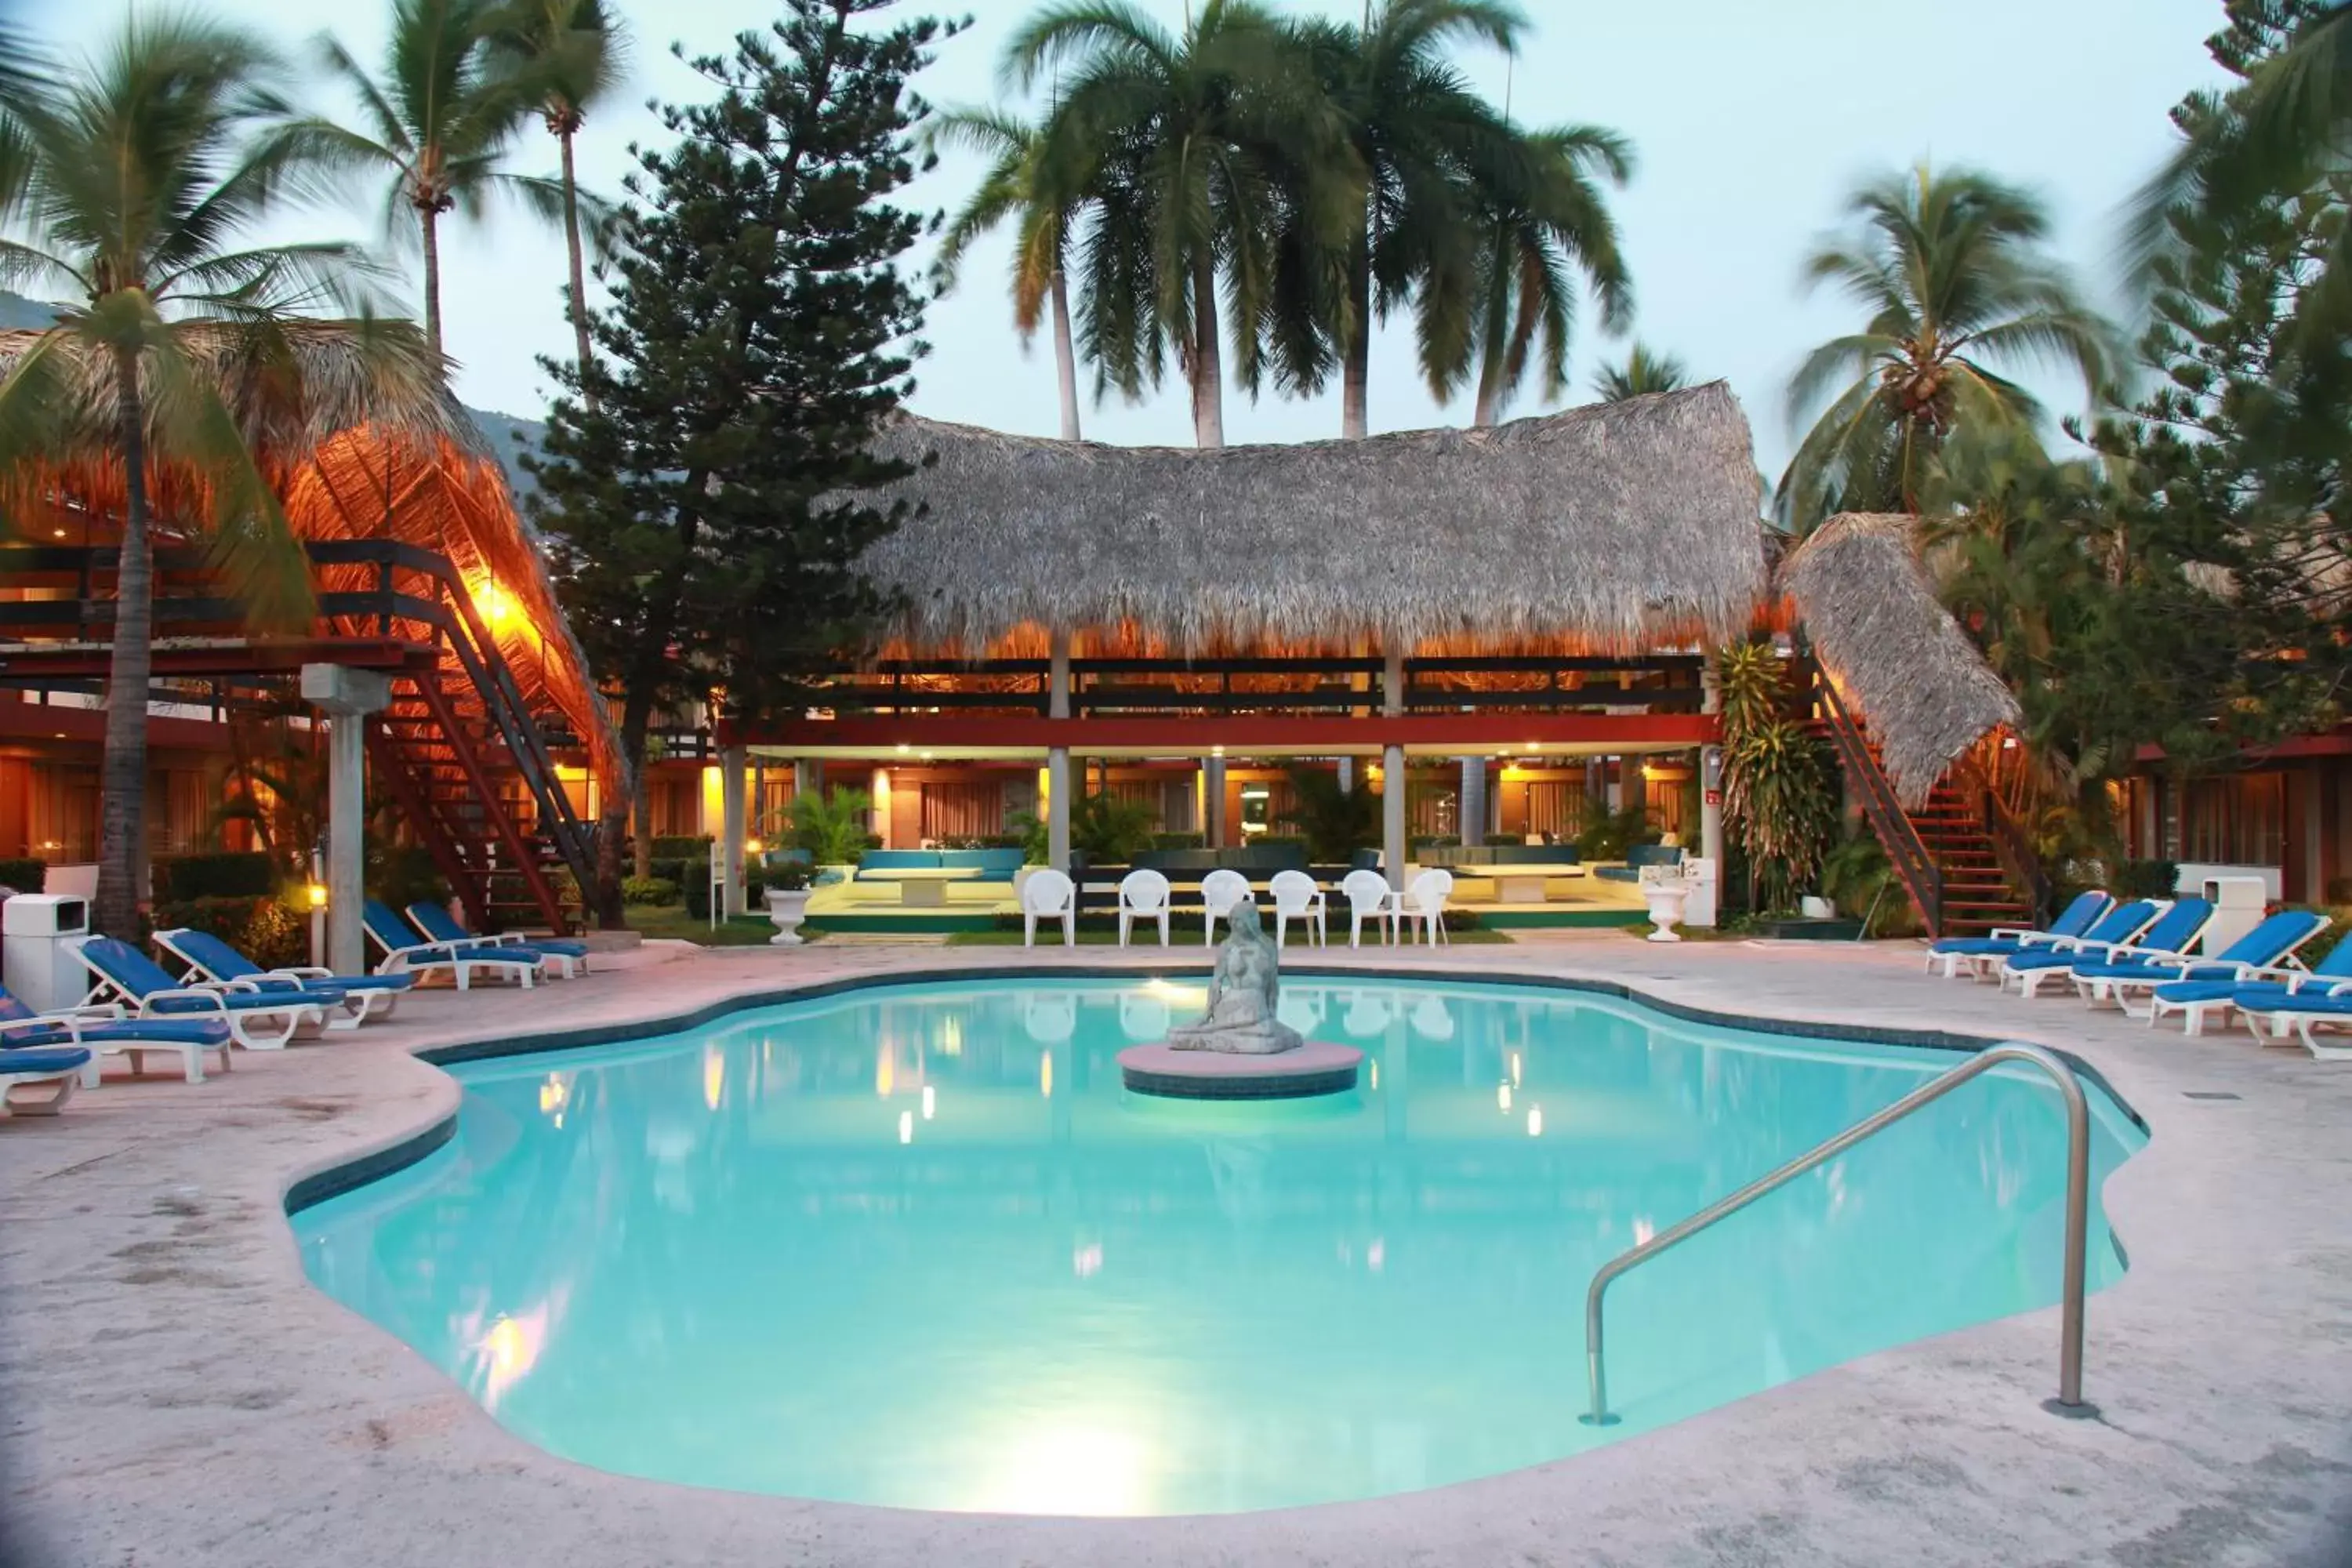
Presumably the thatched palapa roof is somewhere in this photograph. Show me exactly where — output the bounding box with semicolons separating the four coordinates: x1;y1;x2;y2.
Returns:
0;322;621;779
858;382;1767;656
1780;513;2020;808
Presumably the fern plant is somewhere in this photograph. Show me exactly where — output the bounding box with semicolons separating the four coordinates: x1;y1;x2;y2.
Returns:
787;788;875;867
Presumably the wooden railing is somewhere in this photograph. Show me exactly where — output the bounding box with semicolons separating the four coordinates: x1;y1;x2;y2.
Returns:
1955;731;2052;921
799;654;1707;719
1814;669;1945;934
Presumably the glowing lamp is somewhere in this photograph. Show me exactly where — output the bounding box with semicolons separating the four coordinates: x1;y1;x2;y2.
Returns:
306;882;328;911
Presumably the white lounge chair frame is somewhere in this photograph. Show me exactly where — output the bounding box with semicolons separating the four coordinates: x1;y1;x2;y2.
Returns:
67;938;325;1051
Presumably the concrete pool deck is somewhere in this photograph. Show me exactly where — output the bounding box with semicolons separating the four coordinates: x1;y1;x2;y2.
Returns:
4;934;2350;1566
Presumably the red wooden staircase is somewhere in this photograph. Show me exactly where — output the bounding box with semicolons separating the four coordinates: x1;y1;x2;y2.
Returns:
335;544;595;935
1816;673;2047;938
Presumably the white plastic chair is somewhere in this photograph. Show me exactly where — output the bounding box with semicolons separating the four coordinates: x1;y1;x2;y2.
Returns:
1116;869;1172;947
1200;869;1252;946
1341;869;1396;948
1022;868;1076;948
1403;869;1454;946
1269;869;1327;949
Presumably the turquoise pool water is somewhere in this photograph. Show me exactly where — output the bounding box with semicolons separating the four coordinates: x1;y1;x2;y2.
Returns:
296;976;2143;1516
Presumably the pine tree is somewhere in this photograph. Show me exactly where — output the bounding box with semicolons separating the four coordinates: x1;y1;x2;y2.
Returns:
2087;0;2350;775
528;0;949;920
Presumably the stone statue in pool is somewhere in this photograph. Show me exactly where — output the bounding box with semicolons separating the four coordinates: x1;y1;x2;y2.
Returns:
1168;900;1305;1055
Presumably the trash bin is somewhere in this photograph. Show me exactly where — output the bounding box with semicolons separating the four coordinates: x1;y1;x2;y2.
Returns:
1682;857;1719;928
2;892;92;1013
2198;874;2270;956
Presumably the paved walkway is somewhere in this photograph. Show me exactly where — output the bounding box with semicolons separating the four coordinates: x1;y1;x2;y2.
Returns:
4;933;2350;1566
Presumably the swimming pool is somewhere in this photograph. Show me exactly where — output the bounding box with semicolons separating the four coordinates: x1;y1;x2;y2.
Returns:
295;975;2143;1516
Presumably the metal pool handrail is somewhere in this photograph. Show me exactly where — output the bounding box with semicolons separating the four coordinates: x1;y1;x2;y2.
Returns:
1580;1042;2092;1427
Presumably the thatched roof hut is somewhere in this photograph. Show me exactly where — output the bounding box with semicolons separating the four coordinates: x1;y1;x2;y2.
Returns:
0;322;619;778
1779;512;2020;807
858;381;1767;656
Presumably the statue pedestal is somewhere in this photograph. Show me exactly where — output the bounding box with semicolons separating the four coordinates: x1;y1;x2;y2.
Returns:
1118;1040;1364;1101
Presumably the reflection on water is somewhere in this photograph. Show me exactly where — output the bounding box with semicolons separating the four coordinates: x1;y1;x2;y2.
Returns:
297;978;2143;1516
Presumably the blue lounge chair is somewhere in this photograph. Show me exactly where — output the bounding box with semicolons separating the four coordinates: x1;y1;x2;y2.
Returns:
0;985;233;1083
2070;908;2325;1015
1923;890;2111;980
2148;929;2352;1036
68;937;335;1051
1995;899;2169;998
2239;989;2352;1059
363;901;546;990
405;902;588;978
1;1044;93;1116
2024;898;2215;1004
152;927;415;1029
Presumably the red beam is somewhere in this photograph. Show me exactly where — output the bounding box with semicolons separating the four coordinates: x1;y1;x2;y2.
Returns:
0;701;229;751
724;713;1719;751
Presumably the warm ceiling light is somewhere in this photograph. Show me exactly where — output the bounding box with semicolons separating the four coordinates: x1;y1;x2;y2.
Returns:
896;742;911;755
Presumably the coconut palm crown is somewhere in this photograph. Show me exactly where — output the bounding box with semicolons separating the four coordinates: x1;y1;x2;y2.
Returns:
0;13;441;938
1777;164;2116;532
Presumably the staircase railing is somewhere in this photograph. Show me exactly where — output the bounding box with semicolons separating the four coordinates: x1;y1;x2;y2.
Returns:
306;540;597;902
1813;666;1944;934
1957;735;2053;923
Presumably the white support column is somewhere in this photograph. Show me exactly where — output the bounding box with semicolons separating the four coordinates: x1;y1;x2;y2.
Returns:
1382;742;1407;891
1382;642;1406;718
1047;746;1072;869
1048;627;1073;720
793;757;824;804
1204;755;1228;848
1459;757;1487;847
1335;756;1354;793
720;743;748;916
301;663;391;976
1700;667;1725;874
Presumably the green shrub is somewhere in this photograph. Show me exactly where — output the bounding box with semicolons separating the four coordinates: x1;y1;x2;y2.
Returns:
650;835;713;859
2285;906;2352;969
0;858;46;893
154;851;275;901
2114;858;2180;899
367;843;451;912
788;789;875;866
1150;832;1205;851
622;876;681;906
153;894;309;970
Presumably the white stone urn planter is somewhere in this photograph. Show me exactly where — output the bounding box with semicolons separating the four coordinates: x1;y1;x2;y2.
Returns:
764;887;811;946
1638;866;1688;943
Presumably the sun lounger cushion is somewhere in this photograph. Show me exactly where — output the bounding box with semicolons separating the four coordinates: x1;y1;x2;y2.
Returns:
2;1017;231;1049
0;1046;94;1076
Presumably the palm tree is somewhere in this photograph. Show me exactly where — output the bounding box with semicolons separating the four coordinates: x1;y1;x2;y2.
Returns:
0;16;444;938
1281;0;1529;437
1779;165;2115;532
303;0;552;358
1006;0;1335;448
1450;123;1633;426
487;0;625;393
928;106;1088;440
1591;341;1686;401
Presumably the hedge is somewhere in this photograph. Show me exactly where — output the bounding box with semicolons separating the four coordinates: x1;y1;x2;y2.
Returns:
154;851;276;902
0;858;46;895
622;876;681;906
649;835;713;859
153;894;309;970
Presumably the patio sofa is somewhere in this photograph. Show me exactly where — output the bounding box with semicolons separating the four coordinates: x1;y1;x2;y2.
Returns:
1595;844;1686;884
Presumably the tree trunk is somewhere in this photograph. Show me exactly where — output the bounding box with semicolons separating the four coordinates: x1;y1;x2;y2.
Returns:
631;752;654;880
1341;223;1371;438
560;126;596;409
420;205;445;362
96;343;154;939
1189;251;1225;449
1050;267;1080;441
620;684;657;882
591;792;627;928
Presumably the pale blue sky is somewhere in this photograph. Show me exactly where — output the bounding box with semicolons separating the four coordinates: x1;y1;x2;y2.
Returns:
23;0;2230;473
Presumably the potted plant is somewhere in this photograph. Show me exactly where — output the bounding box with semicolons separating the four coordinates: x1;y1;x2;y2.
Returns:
764;862;814;946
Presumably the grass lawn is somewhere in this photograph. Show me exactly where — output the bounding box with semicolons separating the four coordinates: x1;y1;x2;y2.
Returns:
626;903;787;946
946;926;1514;946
